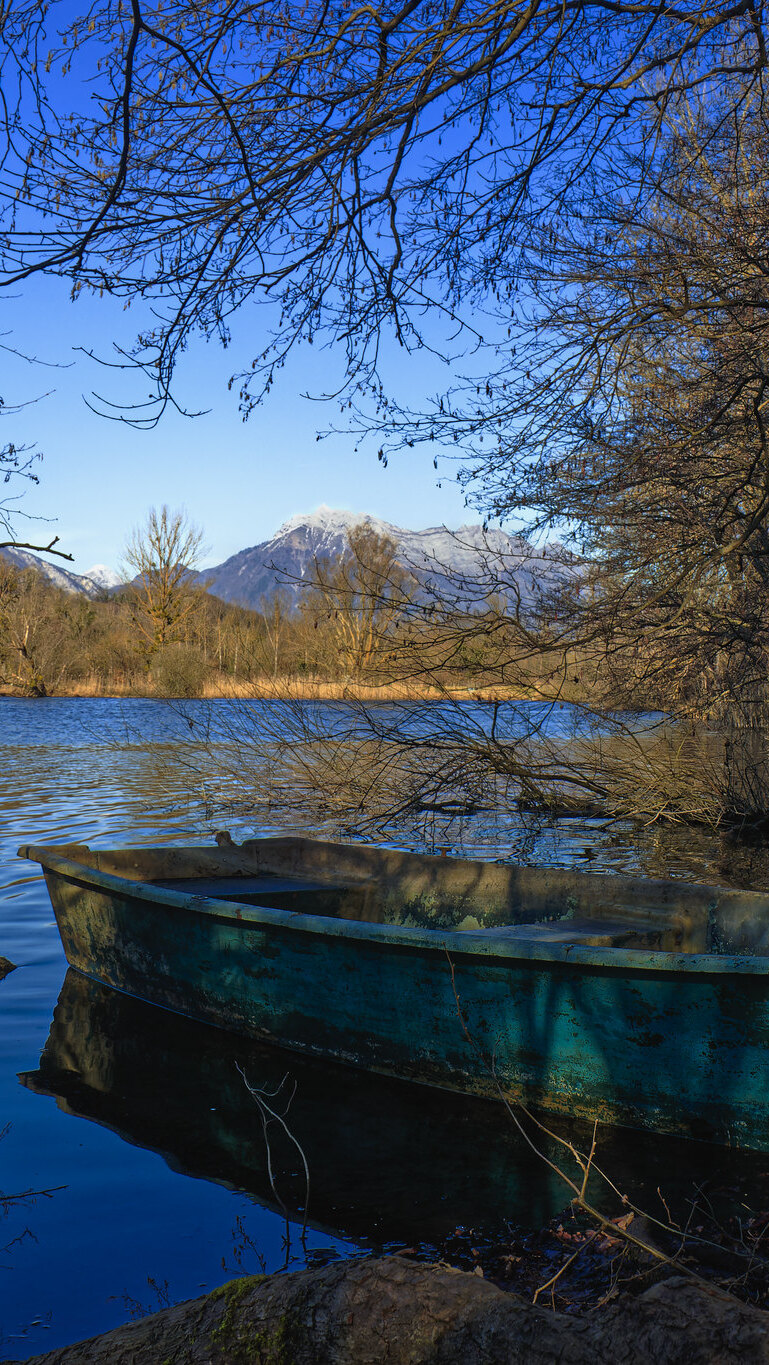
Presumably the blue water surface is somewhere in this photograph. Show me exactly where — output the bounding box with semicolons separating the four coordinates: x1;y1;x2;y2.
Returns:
0;696;749;1357
0;698;357;1357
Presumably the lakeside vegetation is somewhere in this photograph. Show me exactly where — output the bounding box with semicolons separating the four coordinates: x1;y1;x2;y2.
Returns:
3;511;765;850
2;18;769;847
0;555;567;702
0;514;589;704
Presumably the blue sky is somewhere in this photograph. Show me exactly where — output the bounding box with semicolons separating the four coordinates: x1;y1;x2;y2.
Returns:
3;271;473;574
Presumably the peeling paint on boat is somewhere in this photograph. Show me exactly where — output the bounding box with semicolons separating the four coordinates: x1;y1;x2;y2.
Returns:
18;836;769;1150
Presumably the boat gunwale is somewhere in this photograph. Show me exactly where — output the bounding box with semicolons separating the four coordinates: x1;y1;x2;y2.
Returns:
22;847;769;978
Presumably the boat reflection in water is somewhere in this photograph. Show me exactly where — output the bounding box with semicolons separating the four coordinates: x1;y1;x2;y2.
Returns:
19;970;769;1249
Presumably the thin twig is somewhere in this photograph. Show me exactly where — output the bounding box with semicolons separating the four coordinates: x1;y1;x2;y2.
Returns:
237;1063;311;1254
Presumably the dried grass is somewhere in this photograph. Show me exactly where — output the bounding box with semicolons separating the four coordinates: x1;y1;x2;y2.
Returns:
3;671;529;703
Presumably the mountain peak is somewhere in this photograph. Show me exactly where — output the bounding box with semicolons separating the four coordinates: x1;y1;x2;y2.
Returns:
276;505;369;538
84;564;122;590
203;509;569;611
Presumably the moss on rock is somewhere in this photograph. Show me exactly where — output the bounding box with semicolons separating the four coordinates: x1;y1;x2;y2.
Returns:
14;1255;769;1365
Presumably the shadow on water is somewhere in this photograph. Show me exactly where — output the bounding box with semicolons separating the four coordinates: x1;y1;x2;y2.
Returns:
20;971;769;1252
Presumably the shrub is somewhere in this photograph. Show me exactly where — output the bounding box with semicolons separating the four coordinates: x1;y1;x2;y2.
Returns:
151;644;209;697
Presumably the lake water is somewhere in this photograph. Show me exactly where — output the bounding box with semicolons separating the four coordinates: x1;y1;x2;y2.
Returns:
1;697;766;1357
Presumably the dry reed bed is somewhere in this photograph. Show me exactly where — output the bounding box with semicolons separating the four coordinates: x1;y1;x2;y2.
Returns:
0;672;529;702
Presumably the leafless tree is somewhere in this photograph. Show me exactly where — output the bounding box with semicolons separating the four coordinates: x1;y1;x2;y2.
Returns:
421;82;769;826
5;4;769;830
304;525;413;679
122;504;205;654
258;590;291;681
0;4;765;422
0;563;73;694
0;385;72;562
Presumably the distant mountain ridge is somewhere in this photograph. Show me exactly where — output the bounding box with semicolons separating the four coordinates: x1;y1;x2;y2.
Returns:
0;546;121;597
0;507;569;610
201;505;569;610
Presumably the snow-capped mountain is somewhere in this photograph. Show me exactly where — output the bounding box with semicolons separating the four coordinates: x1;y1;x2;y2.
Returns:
83;563;123;591
202;505;571;611
0;546;107;598
0;507;570;611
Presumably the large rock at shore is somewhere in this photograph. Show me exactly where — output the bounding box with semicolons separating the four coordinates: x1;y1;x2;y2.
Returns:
8;1255;769;1364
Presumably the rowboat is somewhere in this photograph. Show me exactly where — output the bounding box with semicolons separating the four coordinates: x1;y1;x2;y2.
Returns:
19;834;769;1149
24;970;769;1240
19;969;575;1240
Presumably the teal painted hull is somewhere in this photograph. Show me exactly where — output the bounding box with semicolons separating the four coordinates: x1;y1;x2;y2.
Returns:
20;838;769;1150
26;970;768;1244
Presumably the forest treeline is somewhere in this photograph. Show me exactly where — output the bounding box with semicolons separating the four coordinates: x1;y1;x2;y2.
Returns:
0;562;540;700
0;521;596;703
0;566;444;703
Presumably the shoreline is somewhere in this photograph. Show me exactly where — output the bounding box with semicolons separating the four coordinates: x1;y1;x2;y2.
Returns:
0;675;532;703
11;1253;768;1364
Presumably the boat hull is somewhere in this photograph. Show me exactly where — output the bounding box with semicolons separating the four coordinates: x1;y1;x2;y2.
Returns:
26;970;769;1242
32;848;769;1151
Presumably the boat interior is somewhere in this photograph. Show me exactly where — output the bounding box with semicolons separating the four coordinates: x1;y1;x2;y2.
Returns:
24;833;769;957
